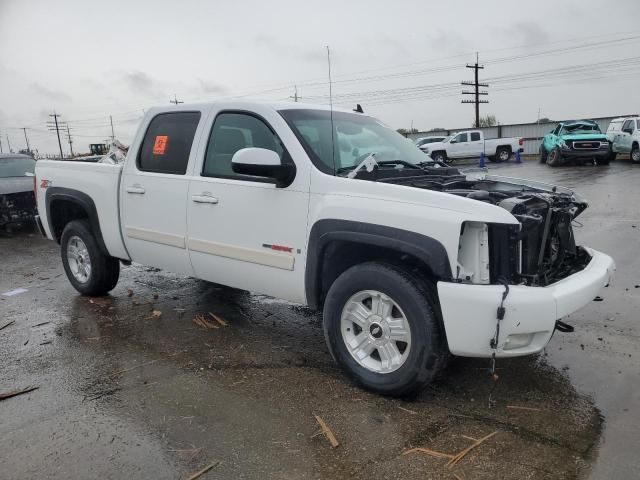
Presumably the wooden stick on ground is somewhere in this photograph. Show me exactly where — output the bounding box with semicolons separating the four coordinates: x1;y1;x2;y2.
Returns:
209;312;228;327
0;386;39;401
185;461;220;480
506;405;542;412
446;431;497;469
314;415;340;448
402;447;455;459
0;320;15;331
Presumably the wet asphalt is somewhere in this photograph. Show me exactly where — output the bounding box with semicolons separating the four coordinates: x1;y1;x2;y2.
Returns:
0;156;638;480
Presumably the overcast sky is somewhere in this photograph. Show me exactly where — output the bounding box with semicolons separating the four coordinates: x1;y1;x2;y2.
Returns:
1;0;640;155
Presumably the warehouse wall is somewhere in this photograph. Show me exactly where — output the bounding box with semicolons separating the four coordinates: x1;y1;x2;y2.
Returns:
408;115;624;155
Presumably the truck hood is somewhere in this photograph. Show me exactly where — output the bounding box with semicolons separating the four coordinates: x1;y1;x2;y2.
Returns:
560;133;606;141
420;141;447;152
0;176;33;195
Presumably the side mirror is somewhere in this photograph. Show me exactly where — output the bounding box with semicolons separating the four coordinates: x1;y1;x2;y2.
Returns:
623;128;633;135
231;147;296;188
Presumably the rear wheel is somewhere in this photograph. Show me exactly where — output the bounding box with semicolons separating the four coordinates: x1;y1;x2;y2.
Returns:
631;143;640;163
323;262;447;396
61;220;120;296
494;147;511;163
547;147;563;167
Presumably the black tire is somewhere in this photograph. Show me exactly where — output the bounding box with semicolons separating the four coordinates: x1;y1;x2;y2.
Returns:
430;151;449;164
539;146;548;163
609;151;617;162
491;147;511;163
595;156;609;166
61;219;120;296
632;143;640;164
547;147;563;167
323;262;448;396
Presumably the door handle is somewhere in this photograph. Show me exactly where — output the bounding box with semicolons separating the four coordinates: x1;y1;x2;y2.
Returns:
126;185;146;194
191;194;219;204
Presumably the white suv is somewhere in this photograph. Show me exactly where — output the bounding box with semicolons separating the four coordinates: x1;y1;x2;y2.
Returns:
607;117;640;163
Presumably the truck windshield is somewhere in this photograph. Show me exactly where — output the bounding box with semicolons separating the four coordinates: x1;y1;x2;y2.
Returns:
560;123;601;135
0;156;36;178
279;109;428;174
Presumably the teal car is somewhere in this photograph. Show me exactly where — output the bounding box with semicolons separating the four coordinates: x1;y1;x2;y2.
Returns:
539;120;611;167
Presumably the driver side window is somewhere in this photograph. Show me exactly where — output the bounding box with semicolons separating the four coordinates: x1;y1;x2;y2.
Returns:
454;133;468;143
202;112;285;179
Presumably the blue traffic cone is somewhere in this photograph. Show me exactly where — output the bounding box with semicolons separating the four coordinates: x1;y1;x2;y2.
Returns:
479;152;486;168
515;150;522;164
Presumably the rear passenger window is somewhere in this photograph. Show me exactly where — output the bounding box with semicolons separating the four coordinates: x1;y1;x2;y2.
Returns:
202;112;285;179
470;132;481;141
138;112;200;174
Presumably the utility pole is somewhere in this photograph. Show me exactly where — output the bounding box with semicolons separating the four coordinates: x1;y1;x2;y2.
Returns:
22;128;31;152
64;124;74;157
47;112;64;159
6;134;12;153
461;53;489;128
0;132;3;153
110;115;115;142
289;85;300;102
170;94;184;105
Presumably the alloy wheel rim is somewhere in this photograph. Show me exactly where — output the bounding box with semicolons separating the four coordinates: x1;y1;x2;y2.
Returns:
632;149;640;162
67;236;92;283
340;290;411;374
499;150;509;161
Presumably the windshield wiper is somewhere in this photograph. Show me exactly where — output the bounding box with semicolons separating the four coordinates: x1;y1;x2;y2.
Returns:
335;152;379;178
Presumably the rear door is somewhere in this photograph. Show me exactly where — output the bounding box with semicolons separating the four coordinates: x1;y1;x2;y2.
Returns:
467;131;483;156
120;109;205;275
186;108;310;302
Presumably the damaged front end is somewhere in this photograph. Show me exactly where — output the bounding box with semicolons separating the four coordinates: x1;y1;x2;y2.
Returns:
371;166;590;286
0;191;37;229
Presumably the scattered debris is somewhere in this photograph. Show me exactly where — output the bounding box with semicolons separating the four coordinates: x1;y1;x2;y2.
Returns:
153;293;159;300
397;406;418;415
151;309;162;318
39;340;52;345
209;312;228;327
31;321;50;328
312;415;340;448
0;320;15;331
193;314;218;329
403;431;498;470
402;447;454;459
185;461;221;480
446;431;497;469
127;289;134;297
2;288;28;297
506;405;542;412
0;386;39;402
593;296;603;302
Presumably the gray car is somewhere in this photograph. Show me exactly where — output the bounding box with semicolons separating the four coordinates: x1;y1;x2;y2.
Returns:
0;154;37;229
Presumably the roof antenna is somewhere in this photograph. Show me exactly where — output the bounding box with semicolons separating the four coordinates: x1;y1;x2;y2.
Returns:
326;45;336;175
354;104;364;114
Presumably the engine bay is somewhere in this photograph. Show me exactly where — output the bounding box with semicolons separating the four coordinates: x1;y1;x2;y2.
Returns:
351;163;591;286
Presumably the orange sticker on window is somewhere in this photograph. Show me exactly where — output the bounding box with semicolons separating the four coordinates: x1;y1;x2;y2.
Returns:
153;135;168;155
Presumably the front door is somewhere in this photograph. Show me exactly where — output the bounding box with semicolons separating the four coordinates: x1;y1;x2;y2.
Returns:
448;132;468;158
186;109;309;303
120;110;204;275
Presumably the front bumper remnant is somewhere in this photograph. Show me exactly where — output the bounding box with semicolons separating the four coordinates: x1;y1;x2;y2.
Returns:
436;248;615;357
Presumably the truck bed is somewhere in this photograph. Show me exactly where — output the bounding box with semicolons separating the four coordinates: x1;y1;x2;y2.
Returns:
35;160;129;260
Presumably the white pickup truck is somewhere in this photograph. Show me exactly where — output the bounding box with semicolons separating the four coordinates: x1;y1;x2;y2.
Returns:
421;130;524;164
34;101;614;396
607;116;640;163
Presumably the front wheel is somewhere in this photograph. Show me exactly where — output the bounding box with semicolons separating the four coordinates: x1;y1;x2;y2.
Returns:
595;156;610;166
61;220;120;296
547;147;563;167
323;262;447;396
631;144;640;163
539;146;548;163
430;151;449;164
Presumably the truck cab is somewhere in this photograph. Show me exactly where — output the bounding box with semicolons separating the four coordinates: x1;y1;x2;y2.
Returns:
608;117;640;163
